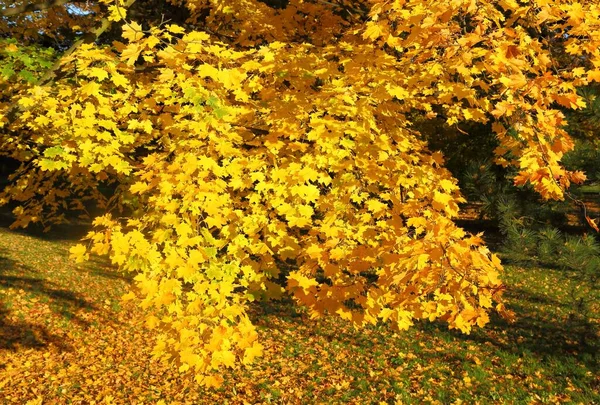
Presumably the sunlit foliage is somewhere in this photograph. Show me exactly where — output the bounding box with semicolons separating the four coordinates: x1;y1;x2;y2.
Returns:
2;0;598;385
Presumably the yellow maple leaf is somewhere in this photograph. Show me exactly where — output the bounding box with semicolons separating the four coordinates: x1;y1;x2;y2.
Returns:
121;291;136;301
107;5;124;22
122;21;144;42
88;67;109;81
387;84;409;100
289;272;319;293
179;348;200;371
121;43;142;65
242;341;263;365
306;244;322;259
198;64;219;80
432;191;453;212
366;199;387;214
363;22;383;40
379;307;395;323
111;72;129;88
189;249;206;266
214;350;236;368
587;70;600;82
145;315;160;329
130;181;149;194
201;374;224;388
69;244;89;263
18;97;36;107
176;264;196;281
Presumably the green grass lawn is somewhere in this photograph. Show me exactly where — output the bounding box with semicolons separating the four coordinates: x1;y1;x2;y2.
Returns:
0;224;598;404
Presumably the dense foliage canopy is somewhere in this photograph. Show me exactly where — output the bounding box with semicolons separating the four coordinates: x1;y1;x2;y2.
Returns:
1;0;599;385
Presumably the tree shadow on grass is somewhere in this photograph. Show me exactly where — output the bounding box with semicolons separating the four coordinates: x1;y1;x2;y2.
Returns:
250;296;303;319
249;287;599;374
0;302;73;352
415;295;599;375
0;250;96;351
0;211;91;242
506;286;571;309
0;215;133;284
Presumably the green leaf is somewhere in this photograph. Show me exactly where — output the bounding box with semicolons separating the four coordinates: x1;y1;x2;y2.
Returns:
43;146;65;158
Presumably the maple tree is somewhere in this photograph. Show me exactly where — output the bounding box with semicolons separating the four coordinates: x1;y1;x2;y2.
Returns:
1;0;599;386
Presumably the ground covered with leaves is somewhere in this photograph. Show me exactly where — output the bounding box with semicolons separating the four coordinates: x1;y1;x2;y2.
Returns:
0;223;599;404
